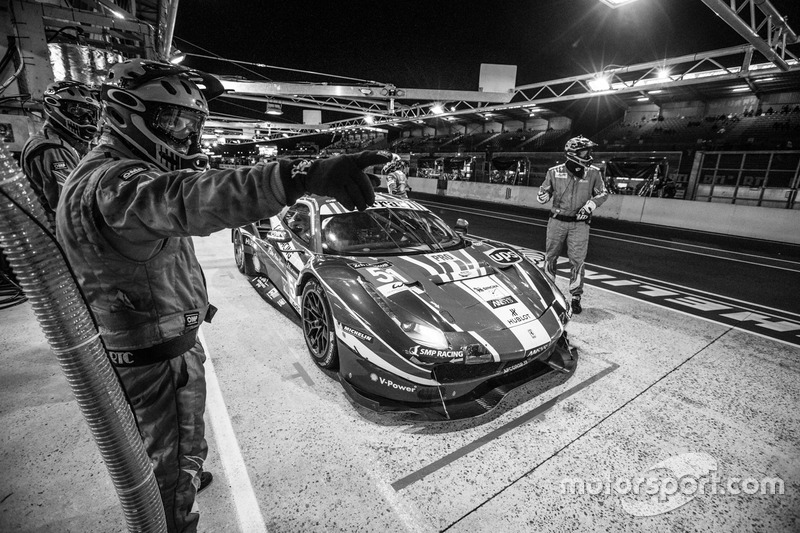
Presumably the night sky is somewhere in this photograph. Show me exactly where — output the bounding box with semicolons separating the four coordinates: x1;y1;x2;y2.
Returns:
174;0;800;125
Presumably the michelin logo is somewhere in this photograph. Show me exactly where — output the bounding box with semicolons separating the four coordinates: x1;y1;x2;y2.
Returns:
343;324;373;343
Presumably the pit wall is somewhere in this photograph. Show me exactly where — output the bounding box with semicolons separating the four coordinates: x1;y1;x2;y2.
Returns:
405;177;800;245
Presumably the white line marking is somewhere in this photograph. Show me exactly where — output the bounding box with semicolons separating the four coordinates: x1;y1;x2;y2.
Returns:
199;329;269;533
585;284;800;349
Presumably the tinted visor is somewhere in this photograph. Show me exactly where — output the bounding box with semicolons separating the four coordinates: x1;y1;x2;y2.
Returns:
153;106;206;141
65;103;99;125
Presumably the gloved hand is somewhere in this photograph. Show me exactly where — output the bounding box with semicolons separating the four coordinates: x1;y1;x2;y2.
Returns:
537;188;551;204
280;150;393;210
575;199;597;221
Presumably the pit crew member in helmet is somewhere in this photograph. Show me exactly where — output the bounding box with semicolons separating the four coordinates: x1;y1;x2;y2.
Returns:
383;156;409;198
21;80;100;228
536;135;607;315
56;58;393;533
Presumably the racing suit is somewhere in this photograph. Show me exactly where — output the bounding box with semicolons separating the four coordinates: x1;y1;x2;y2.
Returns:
386;169;409;198
56;136;292;533
20;124;83;229
538;163;608;300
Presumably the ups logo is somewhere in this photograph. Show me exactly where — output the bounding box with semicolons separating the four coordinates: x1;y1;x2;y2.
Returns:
487;248;522;265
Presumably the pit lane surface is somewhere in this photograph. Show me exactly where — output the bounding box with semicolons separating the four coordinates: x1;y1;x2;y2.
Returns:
2;202;798;532
189;201;798;533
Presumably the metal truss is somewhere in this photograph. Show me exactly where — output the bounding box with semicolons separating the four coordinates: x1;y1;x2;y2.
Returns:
701;0;799;71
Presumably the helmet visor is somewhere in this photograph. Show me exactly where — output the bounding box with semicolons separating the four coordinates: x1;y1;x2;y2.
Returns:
65;103;99;125
153;106;206;142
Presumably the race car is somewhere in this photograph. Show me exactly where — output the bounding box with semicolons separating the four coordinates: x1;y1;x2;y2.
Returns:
232;193;577;420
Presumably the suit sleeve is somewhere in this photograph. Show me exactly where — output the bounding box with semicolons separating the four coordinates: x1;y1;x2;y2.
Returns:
27;145;80;212
589;169;608;208
96;161;290;242
540;168;554;194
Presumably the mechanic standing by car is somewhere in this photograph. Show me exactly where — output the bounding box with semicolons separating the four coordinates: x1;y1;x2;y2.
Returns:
21;80;100;230
383;157;410;198
537;135;608;314
56;58;393;533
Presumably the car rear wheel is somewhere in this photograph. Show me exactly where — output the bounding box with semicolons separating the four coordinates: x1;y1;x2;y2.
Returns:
301;279;339;370
233;229;257;275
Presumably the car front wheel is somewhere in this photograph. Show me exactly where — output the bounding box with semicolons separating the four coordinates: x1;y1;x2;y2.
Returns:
233;229;257;275
301;279;339;370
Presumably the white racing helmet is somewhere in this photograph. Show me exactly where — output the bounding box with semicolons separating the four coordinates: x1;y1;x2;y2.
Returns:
382;158;408;174
42;81;100;142
564;135;598;168
100;58;224;171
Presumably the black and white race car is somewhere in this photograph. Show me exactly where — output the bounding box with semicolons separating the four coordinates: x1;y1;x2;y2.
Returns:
232;193;577;420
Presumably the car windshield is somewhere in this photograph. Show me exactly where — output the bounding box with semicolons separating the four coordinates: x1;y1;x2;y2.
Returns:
321;208;462;256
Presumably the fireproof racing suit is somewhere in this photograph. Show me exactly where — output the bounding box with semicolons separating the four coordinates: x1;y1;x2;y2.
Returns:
386;169;409;198
56;137;293;533
20;125;83;229
538;163;608;299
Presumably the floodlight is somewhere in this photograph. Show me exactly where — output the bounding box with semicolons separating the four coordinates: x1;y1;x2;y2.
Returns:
588;76;611;91
597;0;640;7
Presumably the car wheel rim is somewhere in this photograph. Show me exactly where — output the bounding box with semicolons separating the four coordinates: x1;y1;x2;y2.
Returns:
303;290;329;358
234;236;243;267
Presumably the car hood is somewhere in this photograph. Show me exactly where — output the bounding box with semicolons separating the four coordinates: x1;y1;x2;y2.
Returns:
319;243;562;350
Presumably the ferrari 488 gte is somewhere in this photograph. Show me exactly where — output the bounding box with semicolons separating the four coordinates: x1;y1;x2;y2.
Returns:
232;193;576;420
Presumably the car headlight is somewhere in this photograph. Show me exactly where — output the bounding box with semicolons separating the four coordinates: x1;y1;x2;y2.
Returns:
401;320;449;350
358;278;449;350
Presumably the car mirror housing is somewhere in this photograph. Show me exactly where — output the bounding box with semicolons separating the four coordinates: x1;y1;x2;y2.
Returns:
454;218;469;236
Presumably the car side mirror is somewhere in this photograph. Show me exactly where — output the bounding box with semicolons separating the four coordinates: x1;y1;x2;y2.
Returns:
265;229;292;243
454;218;469;236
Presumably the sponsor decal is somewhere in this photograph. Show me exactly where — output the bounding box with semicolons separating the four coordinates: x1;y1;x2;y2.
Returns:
184;312;200;327
487;248;522;265
488;295;517;308
506;308;532;326
52;161;68;171
472;283;501;295
378;281;406;297
108;351;134;365
525;344;549;358
371;374;418;393
503;359;532;374
350;260;392;269
407;345;465;360
342;324;373;343
120;166;147;180
374;199;408;208
429;252;457;263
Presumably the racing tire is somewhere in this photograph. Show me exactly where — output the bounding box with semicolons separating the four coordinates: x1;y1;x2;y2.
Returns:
233;229;257;276
301;279;339;370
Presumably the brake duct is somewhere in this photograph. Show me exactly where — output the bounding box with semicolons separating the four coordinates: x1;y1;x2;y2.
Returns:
0;144;167;532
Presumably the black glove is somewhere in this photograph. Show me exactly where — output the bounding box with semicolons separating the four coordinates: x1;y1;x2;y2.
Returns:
279;151;393;210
